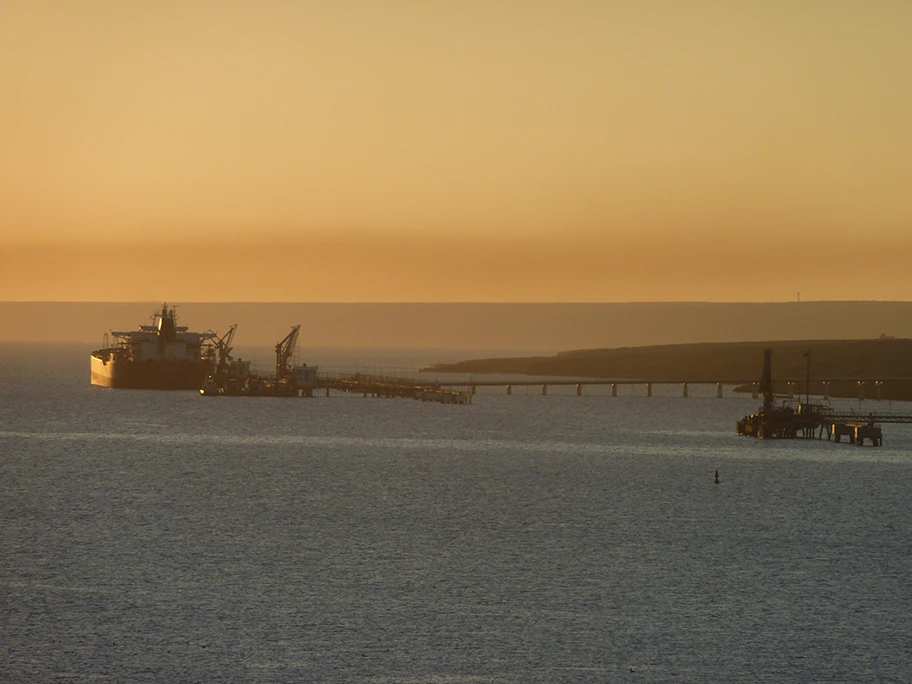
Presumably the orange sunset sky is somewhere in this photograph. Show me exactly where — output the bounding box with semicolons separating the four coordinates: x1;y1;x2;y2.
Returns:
2;1;911;302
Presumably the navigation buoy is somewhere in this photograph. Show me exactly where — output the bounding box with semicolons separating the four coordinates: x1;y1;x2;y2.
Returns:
714;470;720;484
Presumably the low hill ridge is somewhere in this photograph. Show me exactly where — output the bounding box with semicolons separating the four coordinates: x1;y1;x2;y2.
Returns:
424;338;912;398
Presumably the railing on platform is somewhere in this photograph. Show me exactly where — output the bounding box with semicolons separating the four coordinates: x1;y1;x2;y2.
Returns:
828;411;912;424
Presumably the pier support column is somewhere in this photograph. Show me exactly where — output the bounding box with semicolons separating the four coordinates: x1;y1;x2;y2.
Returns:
857;381;865;401
717;382;723;398
506;384;512;395
471;385;476;395
612;383;617;397
326;387;330;397
752;382;759;399
876;381;883;401
647;383;652;398
576;384;582;396
682;383;688;398
542;384;547;396
823;381;830;400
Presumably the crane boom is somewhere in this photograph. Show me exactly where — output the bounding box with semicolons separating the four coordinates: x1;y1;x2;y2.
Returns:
214;324;237;373
275;325;301;380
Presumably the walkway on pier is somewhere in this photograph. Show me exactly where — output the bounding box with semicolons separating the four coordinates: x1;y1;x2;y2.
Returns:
437;379;736;398
318;373;471;404
435;377;912;400
828;411;912;424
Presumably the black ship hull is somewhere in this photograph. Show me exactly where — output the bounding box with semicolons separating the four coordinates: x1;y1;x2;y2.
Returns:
91;355;213;390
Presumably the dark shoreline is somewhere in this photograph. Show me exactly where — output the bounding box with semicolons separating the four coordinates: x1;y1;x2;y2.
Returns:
424;338;912;401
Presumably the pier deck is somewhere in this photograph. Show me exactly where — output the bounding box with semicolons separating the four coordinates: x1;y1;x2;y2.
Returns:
318;374;472;403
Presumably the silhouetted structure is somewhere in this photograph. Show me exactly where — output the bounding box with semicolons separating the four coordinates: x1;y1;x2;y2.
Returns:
736;348;897;444
91;304;217;389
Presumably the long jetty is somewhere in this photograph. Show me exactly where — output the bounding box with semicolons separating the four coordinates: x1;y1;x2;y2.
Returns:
435;377;912;400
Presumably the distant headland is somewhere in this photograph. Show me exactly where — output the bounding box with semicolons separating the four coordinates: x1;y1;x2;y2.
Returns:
423;338;912;401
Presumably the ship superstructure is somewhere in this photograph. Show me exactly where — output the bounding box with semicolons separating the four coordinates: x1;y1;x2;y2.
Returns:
91;304;217;389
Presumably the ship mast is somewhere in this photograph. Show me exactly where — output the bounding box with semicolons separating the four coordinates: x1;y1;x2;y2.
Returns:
760;347;774;416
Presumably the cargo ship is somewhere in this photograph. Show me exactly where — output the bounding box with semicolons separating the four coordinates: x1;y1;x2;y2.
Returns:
91;304;217;389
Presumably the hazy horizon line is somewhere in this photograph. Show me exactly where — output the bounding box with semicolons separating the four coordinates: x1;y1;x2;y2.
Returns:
5;299;911;305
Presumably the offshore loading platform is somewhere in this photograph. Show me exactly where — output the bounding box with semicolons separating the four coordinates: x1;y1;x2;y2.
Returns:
736;348;912;445
199;323;471;403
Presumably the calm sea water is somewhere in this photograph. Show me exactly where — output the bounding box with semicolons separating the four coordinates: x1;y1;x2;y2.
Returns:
2;343;911;683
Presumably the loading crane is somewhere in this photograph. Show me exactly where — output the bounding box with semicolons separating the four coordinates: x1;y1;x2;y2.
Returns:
738;348;835;440
275;325;301;381
213;324;237;375
760;347;774;416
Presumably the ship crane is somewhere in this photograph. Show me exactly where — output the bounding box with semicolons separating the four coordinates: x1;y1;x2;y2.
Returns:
275;325;301;381
213;324;237;374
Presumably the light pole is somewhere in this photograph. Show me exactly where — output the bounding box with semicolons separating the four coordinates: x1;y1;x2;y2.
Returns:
803;350;811;405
